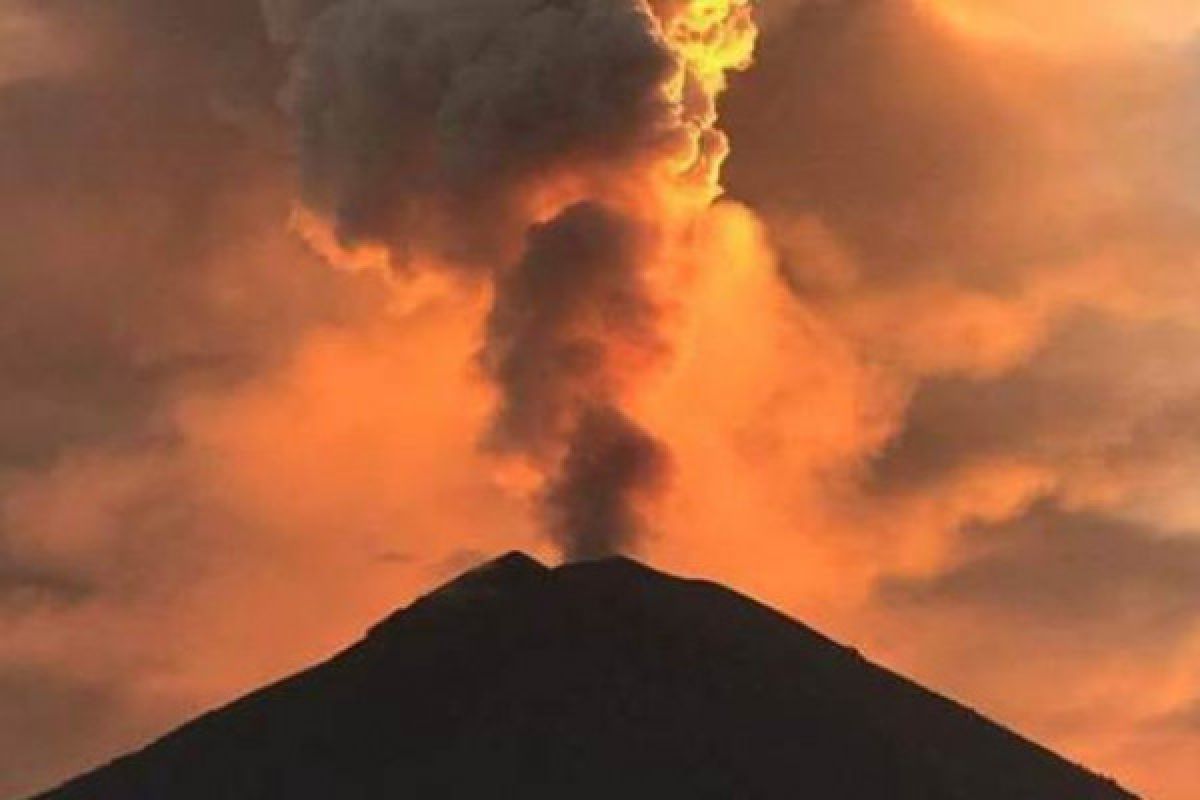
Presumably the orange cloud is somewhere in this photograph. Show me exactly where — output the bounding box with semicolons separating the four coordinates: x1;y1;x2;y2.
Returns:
3;3;1200;799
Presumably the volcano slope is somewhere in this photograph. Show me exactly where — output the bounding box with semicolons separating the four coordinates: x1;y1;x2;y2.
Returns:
35;552;1136;799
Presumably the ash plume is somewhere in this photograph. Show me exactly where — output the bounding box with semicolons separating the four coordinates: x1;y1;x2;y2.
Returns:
483;203;670;557
544;404;670;561
285;0;755;559
6;1;1200;797
288;0;684;266
482;203;665;459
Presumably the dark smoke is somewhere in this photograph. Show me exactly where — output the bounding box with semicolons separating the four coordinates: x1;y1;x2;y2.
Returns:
483;203;671;558
544;404;670;561
482;203;665;456
287;0;688;559
288;0;679;266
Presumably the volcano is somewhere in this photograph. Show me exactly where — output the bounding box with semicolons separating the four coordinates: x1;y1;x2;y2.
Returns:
35;553;1135;799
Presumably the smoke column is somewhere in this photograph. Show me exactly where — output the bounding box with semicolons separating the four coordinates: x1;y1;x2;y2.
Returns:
283;0;756;559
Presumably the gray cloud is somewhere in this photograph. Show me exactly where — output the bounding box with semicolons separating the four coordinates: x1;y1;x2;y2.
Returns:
1159;698;1200;732
0;1;375;470
869;314;1200;491
0;550;94;614
0;666;132;799
724;0;1042;289
880;501;1200;644
0;5;381;791
724;0;1200;305
290;0;680;266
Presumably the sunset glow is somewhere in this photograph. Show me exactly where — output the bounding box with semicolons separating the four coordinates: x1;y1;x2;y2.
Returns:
2;1;1199;798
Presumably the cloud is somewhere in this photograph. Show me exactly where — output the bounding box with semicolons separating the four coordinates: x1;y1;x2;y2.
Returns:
0;0;374;471
2;2;1199;799
880;502;1200;642
726;0;1200;373
870;314;1200;501
0;666;138;799
289;0;685;265
708;4;1200;797
924;0;1200;49
0;3;391;792
869;501;1200;799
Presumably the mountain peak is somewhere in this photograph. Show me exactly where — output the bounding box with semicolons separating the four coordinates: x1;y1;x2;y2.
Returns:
37;552;1138;800
448;549;548;591
367;550;548;639
477;549;547;574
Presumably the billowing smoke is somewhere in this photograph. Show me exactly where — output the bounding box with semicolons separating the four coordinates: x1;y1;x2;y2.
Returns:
483;203;671;557
284;0;755;558
544;403;670;560
290;0;689;265
5;1;1200;797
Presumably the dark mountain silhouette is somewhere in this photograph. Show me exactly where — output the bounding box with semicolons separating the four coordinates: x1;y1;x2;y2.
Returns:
35;553;1136;799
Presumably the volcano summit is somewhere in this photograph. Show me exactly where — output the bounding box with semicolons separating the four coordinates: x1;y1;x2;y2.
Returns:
36;553;1135;799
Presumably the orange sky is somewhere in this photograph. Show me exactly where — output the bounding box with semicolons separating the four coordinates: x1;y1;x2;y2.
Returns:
1;1;1198;798
927;0;1200;48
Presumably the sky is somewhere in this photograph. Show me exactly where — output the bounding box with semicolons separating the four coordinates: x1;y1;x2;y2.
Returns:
1;0;1198;797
